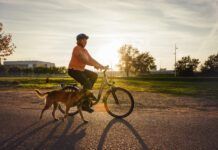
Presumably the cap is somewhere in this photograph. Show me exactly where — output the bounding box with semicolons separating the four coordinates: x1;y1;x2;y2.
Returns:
76;33;89;41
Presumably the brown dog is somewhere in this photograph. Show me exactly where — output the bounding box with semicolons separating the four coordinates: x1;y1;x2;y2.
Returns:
35;89;91;123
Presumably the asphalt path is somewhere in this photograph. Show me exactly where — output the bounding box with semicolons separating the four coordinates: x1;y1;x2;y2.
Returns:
0;90;218;150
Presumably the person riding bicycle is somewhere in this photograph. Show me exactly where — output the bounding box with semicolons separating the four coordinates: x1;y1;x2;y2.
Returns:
68;33;105;113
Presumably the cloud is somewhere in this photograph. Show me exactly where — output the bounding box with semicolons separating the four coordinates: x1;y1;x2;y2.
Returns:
0;0;217;69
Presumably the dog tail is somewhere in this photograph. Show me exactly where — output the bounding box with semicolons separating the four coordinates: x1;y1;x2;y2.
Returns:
34;89;48;99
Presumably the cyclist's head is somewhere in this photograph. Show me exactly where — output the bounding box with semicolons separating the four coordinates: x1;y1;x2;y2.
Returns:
76;33;89;48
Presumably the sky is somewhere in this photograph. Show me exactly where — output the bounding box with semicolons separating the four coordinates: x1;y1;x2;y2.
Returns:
0;0;218;70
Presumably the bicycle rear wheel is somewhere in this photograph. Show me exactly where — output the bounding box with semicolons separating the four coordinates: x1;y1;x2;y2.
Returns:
58;104;79;116
104;87;134;118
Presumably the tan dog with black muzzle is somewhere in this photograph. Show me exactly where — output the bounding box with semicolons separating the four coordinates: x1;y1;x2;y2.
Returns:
35;89;92;123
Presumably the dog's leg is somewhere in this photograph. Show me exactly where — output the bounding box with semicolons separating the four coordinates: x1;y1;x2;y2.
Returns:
52;102;58;121
77;105;88;123
40;97;52;120
59;106;70;121
64;106;70;119
40;105;49;120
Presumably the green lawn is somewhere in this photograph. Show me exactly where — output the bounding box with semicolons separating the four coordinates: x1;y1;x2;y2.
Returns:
0;76;218;100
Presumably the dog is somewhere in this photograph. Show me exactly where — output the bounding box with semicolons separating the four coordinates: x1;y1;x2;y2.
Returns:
35;89;92;123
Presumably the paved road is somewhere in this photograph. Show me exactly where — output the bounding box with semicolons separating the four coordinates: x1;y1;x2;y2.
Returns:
0;90;218;150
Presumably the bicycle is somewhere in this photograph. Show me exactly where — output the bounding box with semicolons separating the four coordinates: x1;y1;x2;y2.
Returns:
58;66;134;118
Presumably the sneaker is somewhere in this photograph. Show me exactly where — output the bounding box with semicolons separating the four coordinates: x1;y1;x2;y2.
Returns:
82;106;94;113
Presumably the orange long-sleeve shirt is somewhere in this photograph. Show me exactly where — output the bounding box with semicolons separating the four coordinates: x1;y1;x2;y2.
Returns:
68;45;100;71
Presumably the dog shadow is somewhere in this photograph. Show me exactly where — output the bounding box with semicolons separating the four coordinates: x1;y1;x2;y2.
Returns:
0;121;39;148
97;118;148;150
0;120;55;150
49;117;87;150
0;116;86;150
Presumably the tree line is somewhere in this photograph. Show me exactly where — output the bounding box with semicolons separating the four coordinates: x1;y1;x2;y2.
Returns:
0;66;67;76
118;44;218;77
175;55;218;76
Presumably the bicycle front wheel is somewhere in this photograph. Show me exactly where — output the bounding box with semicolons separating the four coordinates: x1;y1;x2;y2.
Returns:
104;87;134;118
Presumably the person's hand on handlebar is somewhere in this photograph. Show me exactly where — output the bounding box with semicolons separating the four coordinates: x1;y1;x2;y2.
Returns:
103;65;109;70
94;64;103;70
94;64;108;71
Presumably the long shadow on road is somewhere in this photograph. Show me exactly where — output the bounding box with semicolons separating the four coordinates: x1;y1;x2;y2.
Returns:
34;120;63;150
97;118;148;150
0;120;55;150
0;117;87;150
50;117;87;150
0;121;39;147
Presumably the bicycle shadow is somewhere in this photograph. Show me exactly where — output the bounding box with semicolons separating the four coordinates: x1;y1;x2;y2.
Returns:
97;118;148;150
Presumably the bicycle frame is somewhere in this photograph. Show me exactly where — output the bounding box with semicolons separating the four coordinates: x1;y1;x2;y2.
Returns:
95;69;115;103
58;67;125;116
59;68;133;117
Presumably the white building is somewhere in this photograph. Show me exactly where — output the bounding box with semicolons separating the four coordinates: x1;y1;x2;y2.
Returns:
3;60;55;68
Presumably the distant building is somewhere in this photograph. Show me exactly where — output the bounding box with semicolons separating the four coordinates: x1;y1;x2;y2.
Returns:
3;60;55;68
159;68;167;71
151;68;174;74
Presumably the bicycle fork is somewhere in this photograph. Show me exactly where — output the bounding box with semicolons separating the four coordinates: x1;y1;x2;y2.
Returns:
103;88;120;105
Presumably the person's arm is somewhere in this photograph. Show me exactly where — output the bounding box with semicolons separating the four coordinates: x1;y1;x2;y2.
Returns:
89;57;104;69
86;50;104;69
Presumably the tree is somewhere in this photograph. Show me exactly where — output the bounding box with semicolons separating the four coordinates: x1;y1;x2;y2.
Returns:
0;22;16;65
176;56;200;76
0;65;7;75
33;66;67;74
57;66;67;74
118;44;139;77
33;67;49;74
132;52;156;74
8;67;21;75
22;68;33;75
201;53;218;75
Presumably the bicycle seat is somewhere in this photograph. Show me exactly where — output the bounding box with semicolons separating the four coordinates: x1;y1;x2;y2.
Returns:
67;83;78;87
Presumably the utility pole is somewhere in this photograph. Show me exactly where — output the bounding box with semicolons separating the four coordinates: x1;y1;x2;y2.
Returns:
174;44;178;77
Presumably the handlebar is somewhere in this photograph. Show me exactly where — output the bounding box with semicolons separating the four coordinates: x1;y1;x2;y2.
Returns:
101;65;115;86
101;65;109;77
102;65;109;73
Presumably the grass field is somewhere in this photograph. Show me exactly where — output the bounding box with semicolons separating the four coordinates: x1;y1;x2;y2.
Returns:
0;76;218;101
